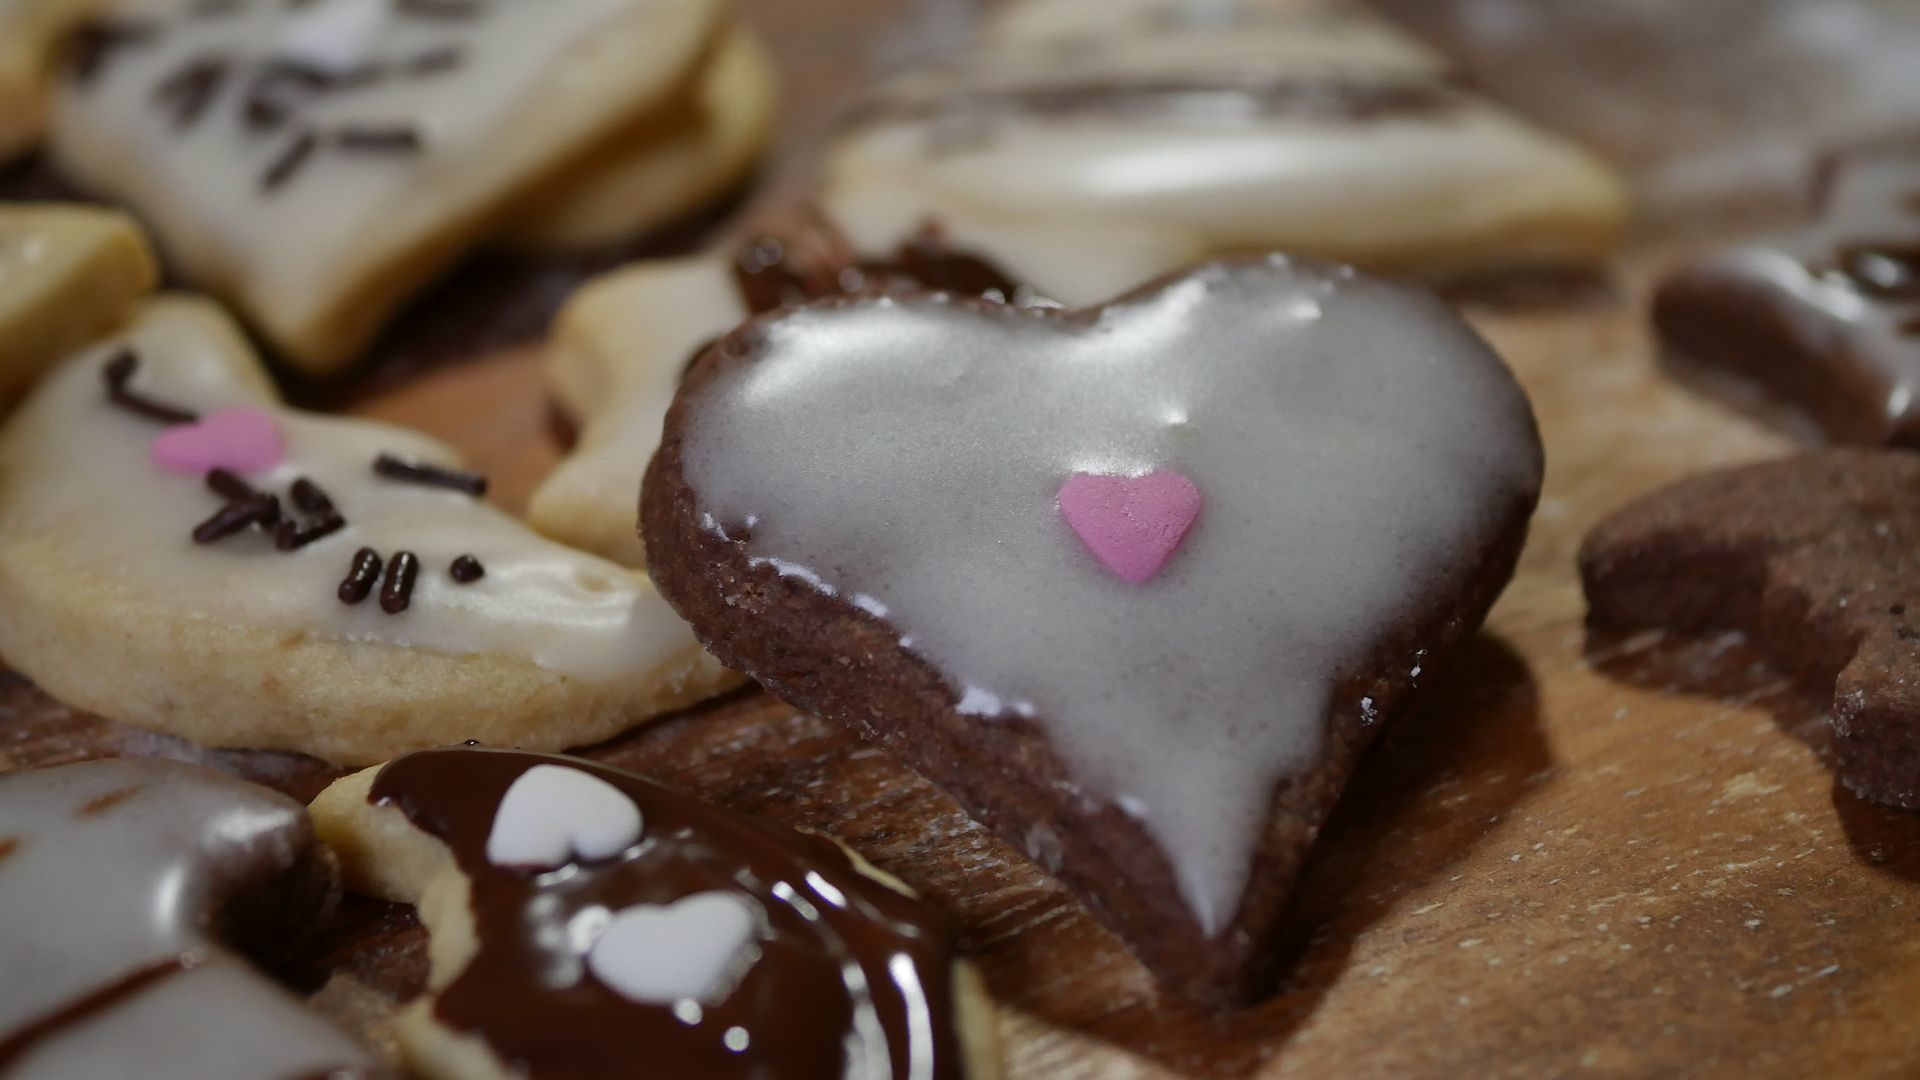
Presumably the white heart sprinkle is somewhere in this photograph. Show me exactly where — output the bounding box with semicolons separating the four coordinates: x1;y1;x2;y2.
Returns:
587;892;761;1005
486;765;642;869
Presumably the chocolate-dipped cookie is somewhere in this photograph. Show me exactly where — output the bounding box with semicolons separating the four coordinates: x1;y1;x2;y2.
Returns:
1653;147;1920;445
310;748;998;1080
641;257;1545;1005
1582;449;1920;810
0;757;381;1078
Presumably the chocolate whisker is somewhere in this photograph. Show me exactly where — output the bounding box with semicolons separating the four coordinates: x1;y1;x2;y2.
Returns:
102;350;198;425
373;454;487;497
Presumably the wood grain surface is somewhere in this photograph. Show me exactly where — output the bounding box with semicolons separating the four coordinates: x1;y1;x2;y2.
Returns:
6;2;1920;1078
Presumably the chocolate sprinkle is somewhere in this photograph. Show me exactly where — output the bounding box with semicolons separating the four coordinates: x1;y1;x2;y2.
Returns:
192;494;280;545
403;47;464;76
380;551;420;614
290;478;337;517
153;56;230;130
102;350;198;425
261;130;319;192
373;454;487;497
204;469;255;502
333;126;423;154
66;20;159;87
274;513;345;551
448;555;485;584
338;548;384;605
394;0;482;19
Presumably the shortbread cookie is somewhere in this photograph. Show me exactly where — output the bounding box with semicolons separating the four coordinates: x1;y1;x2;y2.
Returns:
0;202;157;408
641;258;1545;1005
0;0;101;162
311;748;999;1079
0;295;737;763
529;191;1206;565
497;29;777;253
0;757;381;1078
1654;147;1920;446
1582;449;1920;810
825;0;1629;279
50;0;725;374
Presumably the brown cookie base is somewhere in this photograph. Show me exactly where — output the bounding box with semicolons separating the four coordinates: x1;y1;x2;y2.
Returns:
641;307;1539;1009
1581;449;1920;809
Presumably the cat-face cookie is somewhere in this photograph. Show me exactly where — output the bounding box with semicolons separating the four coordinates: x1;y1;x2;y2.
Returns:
641;258;1545;1004
826;0;1628;279
0;757;380;1078
1582;449;1920;810
529;191;1205;566
310;748;998;1079
50;0;725;373
1654;147;1920;446
496;29;777;253
0;202;157;409
0;295;737;763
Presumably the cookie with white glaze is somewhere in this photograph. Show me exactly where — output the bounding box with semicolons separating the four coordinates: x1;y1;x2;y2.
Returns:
0;294;738;763
530;190;1205;566
495;28;777;254
641;257;1545;1005
48;0;726;374
0;202;157;409
0;757;382;1079
1653;147;1920;446
0;0;102;162
310;748;999;1080
825;0;1629;280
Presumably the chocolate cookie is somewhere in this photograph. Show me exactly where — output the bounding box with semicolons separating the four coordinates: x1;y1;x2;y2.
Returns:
1581;449;1920;809
641;257;1545;1006
1653;146;1920;445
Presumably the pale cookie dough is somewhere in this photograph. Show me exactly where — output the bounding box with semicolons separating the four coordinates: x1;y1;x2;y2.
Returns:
0;295;739;763
0;203;157;409
49;0;726;375
528;186;1207;566
313;749;1000;1080
0;757;382;1079
0;0;103;162
496;29;778;253
826;0;1630;278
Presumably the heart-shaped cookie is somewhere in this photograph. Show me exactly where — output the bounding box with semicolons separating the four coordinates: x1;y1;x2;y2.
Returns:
643;257;1543;1005
486;763;643;869
587;892;761;1005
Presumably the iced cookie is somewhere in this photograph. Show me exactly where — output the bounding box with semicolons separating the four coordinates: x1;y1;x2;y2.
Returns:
529;190;1206;565
49;0;725;374
0;202;157;409
497;29;777;253
640;257;1546;1004
1654;147;1920;446
825;0;1629;279
0;295;737;763
1582;450;1920;810
0;0;102;162
0;757;381;1078
310;747;999;1079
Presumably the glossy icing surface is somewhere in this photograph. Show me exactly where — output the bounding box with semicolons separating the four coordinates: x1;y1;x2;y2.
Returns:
0;758;376;1079
677;258;1544;930
827;0;1625;273
1662;150;1920;437
0;297;700;681
370;748;967;1079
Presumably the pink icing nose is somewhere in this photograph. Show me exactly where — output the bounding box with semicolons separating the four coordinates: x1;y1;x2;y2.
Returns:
1057;470;1203;585
150;406;287;476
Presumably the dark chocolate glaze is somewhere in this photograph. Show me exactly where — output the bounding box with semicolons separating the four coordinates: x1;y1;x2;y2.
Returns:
368;749;968;1080
731;217;1034;318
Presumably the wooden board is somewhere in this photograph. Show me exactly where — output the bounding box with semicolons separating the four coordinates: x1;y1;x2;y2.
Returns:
7;2;1920;1078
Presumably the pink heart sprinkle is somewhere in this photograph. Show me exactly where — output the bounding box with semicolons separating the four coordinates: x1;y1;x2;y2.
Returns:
1058;470;1203;585
150;406;287;477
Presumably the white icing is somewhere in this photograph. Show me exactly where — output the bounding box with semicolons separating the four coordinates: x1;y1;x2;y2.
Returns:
486;764;644;869
826;0;1624;274
0;759;377;1078
677;259;1542;931
51;0;717;363
0;298;704;681
586;892;762;1005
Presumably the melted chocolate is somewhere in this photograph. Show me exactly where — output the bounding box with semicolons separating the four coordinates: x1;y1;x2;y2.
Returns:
368;749;967;1080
